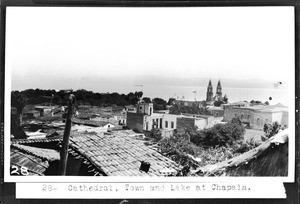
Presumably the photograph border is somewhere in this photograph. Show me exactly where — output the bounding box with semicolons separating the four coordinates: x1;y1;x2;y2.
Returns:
0;1;299;200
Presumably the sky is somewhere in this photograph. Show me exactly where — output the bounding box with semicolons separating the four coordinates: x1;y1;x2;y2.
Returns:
6;7;295;92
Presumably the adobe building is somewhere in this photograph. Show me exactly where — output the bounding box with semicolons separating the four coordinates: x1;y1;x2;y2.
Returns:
223;105;288;130
126;102;222;136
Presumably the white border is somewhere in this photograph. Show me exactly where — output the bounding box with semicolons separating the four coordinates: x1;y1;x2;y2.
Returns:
4;6;296;183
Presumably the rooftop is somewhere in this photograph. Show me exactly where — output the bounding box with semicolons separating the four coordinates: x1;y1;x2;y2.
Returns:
69;131;181;176
11;144;60;176
234;105;288;113
72;118;114;127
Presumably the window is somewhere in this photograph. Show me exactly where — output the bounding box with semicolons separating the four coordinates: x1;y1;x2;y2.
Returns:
171;121;174;129
216;112;219;117
140;107;142;109
160;118;162;128
165;121;168;128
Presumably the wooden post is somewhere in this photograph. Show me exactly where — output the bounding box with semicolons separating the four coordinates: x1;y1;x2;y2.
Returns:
59;94;74;175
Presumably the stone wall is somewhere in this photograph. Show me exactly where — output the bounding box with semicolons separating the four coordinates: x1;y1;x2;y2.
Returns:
176;117;195;133
126;112;144;133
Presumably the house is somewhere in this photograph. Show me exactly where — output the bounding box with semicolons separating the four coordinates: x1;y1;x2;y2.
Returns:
124;105;137;113
207;106;224;117
174;100;202;108
35;106;56;117
27;110;40;119
11;144;60;176
221;101;250;108
10;135;105;176
72;118;116;130
223;105;288;130
126;103;177;133
176;114;223;133
68;131;182;176
126;102;223;135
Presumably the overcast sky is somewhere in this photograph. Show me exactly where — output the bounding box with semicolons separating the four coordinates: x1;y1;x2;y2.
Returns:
6;7;294;91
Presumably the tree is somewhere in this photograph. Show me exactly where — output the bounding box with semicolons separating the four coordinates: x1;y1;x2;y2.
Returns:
153;98;167;110
264;101;269;105
190;122;245;147
169;103;211;115
250;100;263;106
11;91;26;124
167;98;176;105
263;121;283;140
150;128;162;140
142;97;151;103
213;100;225;107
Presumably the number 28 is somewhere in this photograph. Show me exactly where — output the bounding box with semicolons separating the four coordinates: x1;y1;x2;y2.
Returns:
11;165;29;176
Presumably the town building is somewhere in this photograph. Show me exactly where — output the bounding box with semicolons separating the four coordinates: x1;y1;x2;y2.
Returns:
174;100;203;108
68;131;181;176
207;106;225;117
34;105;56;117
124;105;137;113
223;104;288;130
126;102;222;136
27;110;41;119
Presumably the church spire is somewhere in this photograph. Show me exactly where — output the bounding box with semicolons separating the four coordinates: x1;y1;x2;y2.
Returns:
216;79;222;97
206;79;213;101
217;79;221;88
208;79;212;87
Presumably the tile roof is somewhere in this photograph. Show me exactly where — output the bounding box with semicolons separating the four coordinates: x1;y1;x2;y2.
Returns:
72;118;113;127
12;144;60;161
11;148;50;176
10;144;60;176
11;135;62;144
69;131;181;176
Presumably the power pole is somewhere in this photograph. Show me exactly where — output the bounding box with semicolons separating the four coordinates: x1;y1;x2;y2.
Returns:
59;94;75;175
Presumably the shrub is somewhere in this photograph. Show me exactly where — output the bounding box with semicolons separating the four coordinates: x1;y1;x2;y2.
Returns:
190;122;245;147
263;121;285;141
233;138;260;154
150;128;162;141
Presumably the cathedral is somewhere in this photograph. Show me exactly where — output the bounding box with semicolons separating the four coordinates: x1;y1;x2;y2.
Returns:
206;79;227;105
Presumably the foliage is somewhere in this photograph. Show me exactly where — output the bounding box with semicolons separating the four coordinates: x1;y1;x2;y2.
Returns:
250;100;263;105
169;103;211;115
158;136;202;169
232;138;261;154
150;128;162;141
213;100;225;107
12;89;143;107
262;121;284;141
152;97;167;110
142;97;151;103
11;91;26;114
158;135;242;169
231;117;242;125
190;122;245;147
167;98;176;105
11;91;26;124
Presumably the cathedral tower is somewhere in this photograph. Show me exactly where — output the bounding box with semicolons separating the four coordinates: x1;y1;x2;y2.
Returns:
216;80;222;98
206;79;213;101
